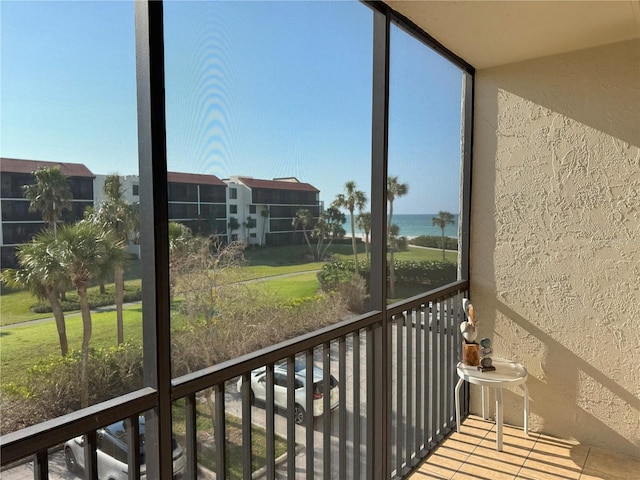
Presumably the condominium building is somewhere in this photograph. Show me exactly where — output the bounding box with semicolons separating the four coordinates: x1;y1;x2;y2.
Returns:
0;158;322;267
225;176;321;246
0;158;95;268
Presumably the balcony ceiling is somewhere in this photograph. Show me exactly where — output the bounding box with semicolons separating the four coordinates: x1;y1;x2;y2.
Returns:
386;1;640;69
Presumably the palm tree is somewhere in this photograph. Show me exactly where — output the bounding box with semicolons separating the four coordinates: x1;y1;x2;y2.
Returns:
387;176;409;297
54;221;126;408
1;229;70;356
23;166;72;238
356;212;371;262
227;216;240;242
332;181;367;273
292;208;314;258
90;174;138;344
432;211;455;260
312;206;346;260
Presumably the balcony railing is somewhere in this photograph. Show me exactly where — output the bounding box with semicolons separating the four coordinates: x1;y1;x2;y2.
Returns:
0;280;469;479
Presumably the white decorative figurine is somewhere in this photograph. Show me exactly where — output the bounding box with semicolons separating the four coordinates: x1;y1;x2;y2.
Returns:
460;298;477;343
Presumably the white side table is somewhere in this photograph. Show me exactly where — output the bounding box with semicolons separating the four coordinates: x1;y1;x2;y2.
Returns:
454;358;529;451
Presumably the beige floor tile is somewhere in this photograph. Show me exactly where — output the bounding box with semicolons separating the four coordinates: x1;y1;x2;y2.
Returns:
431;439;476;463
579;467;629;480
415;452;464;479
482;427;537;453
583;447;640;479
527;435;590;469
519;456;583;480
469;442;530;473
452;460;517;480
410;471;451;480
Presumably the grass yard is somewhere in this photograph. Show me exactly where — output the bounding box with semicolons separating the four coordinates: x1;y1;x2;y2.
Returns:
0;242;455;385
0;280;141;327
231;263;324;283
0;288;60;326
245;272;320;303
0;306;144;384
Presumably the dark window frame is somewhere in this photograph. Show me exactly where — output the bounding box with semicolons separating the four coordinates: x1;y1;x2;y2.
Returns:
0;2;473;476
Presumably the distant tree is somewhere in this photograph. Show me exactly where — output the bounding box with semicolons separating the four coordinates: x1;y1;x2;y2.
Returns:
356;212;371;262
89;174;138;344
245;216;256;245
54;221;126;408
292;209;315;258
387;176;409;297
23;167;72;237
332;181;367;273
312;206;346;260
168;221;193;301
170;236;247;436
260;206;269;246
1;229;70;356
432;211;455;260
228;216;240;242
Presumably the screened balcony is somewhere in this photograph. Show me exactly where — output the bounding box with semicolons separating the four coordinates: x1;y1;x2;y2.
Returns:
1;0;638;479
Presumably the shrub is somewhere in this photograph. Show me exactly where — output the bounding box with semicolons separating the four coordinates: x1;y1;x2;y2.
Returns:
31;284;143;313
318;259;456;290
409;235;458;250
1;343;143;434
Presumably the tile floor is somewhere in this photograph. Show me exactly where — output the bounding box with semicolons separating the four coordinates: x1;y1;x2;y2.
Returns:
409;416;640;480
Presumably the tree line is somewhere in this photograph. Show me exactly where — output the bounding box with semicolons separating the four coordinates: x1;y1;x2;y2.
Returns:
2;167;137;407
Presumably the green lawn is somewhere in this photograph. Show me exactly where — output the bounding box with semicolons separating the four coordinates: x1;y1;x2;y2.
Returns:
0;288;61;326
246;272;320;302
0;280;141;327
0;243;455;385
0;306;143;383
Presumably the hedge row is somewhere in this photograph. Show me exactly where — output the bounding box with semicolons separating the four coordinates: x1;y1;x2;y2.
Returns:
318;259;457;291
408;235;458;250
31;285;143;313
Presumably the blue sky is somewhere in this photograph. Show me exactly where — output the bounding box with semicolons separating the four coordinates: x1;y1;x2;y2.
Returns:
1;1;464;215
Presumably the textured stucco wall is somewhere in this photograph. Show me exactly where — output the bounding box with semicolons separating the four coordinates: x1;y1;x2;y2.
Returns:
471;39;640;458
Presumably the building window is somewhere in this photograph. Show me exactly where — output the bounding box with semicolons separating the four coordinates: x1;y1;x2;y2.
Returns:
229;187;237;199
229;204;237;214
133;184;139;196
249;204;256;214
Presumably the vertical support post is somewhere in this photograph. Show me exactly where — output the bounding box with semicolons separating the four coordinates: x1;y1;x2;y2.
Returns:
265;364;275;480
371;6;390;480
127;414;141;480
286;356;296;479
242;372;253;480
185;395;198;480
215;383;227;479
305;349;314;476
33;450;48;480
353;331;361;479
458;71;474;282
83;430;98;480
134;1;172;478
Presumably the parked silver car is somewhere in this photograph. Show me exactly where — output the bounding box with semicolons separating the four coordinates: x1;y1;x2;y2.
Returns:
237;361;339;424
64;416;186;480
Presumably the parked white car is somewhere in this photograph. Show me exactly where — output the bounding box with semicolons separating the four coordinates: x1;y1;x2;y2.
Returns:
237;361;339;424
64;416;186;480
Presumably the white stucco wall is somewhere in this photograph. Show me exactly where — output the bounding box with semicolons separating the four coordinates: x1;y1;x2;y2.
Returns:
471;39;640;458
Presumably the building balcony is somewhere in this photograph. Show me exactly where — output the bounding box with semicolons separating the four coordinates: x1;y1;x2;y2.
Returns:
2;282;473;479
408;416;640;480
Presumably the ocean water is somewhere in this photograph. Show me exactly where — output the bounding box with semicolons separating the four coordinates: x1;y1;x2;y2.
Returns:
346;213;459;239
